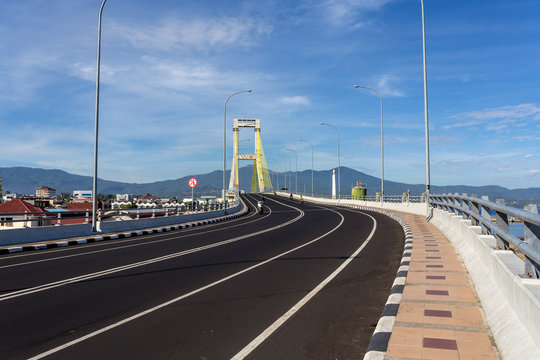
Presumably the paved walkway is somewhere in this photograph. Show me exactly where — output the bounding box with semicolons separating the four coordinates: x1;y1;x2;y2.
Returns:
385;212;500;359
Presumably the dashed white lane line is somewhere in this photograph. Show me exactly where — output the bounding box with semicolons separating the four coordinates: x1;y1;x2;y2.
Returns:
0;198;303;303
27;200;338;360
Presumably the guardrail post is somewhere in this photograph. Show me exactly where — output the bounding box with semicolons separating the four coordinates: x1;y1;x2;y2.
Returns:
56;212;62;226
480;195;492;235
24;211;28;228
136;209;140;220
471;194;480;226
461;194;469;220
85;211;89;224
152;208;156;218
165;208;169;217
495;199;509;249
523;204;540;278
453;193;460;214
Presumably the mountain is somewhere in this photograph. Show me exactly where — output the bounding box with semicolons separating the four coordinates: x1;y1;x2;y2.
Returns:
1;166;539;205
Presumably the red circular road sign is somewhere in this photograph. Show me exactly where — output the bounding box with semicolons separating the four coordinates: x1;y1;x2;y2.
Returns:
188;178;197;188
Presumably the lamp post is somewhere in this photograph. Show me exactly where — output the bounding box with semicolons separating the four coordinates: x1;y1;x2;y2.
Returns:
354;85;384;202
92;0;107;233
285;148;297;194
223;89;252;207
421;0;431;216
299;139;313;197
320;122;340;200
279;154;287;191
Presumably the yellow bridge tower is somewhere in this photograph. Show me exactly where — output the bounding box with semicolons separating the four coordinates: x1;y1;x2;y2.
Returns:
228;118;273;193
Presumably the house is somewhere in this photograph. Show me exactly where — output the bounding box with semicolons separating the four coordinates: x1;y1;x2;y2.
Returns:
0;199;50;229
73;190;92;202
116;194;133;202
36;186;56;198
2;193;18;202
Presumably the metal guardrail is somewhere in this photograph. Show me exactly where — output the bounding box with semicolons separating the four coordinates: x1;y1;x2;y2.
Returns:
309;194;426;203
0;201;238;228
430;193;540;278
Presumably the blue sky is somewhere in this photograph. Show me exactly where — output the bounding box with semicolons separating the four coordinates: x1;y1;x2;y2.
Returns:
0;0;539;189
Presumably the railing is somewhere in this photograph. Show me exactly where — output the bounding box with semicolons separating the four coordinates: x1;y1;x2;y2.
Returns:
430;193;540;278
308;193;426;203
0;201;237;228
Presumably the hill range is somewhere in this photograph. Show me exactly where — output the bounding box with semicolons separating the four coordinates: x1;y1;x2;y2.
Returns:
1;166;539;207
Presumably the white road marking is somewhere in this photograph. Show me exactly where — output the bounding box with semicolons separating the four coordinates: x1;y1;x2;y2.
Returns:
27;202;342;360
231;211;377;360
0;198;302;302
0;197;263;269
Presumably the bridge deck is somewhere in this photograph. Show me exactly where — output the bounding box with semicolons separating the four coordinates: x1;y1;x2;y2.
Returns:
386;212;500;359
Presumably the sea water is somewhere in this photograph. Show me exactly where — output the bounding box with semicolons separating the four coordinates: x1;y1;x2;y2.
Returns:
509;222;524;238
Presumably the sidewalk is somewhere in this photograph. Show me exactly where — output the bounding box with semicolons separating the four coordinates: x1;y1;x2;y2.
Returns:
385;212;500;359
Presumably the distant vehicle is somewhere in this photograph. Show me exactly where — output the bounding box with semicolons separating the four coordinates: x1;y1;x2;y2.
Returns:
281;187;288;191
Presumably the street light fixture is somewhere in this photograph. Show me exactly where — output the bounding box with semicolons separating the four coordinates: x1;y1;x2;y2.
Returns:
354;85;384;202
298;139;314;197
421;0;431;216
285;148;297;194
320;122;341;200
223;89;252;208
92;0;107;233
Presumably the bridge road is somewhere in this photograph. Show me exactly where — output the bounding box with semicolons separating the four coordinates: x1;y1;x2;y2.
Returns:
0;194;405;359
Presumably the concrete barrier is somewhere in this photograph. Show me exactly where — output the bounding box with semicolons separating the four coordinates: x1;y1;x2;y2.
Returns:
430;208;540;360
0;202;244;246
290;193;540;359
283;193;427;216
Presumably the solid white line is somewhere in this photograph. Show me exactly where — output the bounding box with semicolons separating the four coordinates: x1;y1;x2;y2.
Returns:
28;202;341;360
0;198;303;302
231;211;377;360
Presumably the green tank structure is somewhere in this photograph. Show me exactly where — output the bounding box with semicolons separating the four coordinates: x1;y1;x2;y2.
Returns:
352;181;367;200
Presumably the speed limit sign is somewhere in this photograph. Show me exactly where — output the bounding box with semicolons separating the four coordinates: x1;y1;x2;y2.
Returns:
188;178;197;188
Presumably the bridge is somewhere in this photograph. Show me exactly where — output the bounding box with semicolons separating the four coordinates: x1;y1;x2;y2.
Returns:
0;190;539;359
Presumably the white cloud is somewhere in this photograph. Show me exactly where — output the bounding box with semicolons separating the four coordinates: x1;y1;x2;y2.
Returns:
444;103;540;130
372;74;404;97
453;103;540;122
109;16;272;52
322;0;395;28
278;96;311;106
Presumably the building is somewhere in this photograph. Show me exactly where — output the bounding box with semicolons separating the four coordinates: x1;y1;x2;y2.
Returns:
36;186;56;198
0;199;50;229
73;190;92;202
116;194;133;202
2;193;18;202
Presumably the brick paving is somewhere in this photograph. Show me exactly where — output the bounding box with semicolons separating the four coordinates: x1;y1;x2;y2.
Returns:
385;212;500;360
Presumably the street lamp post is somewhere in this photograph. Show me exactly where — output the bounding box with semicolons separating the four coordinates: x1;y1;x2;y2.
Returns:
285;148;297;194
320;122;340;200
354;85;384;202
421;0;431;216
92;0;107;233
279;154;287;191
223;89;252;209
299;139;313;197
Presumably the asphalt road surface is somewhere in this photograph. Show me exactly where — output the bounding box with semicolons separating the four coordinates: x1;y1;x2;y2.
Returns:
0;194;405;359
